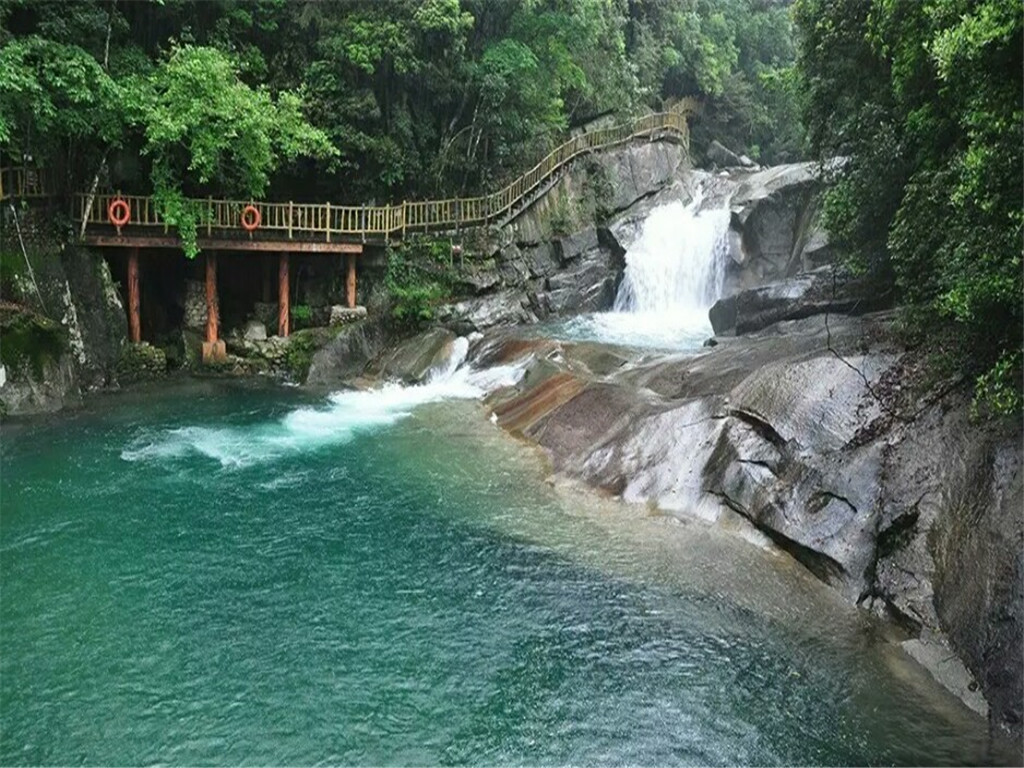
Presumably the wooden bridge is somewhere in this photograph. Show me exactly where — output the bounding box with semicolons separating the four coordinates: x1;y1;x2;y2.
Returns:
2;101;696;361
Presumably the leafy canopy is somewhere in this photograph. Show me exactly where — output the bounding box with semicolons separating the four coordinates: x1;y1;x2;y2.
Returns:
794;0;1022;415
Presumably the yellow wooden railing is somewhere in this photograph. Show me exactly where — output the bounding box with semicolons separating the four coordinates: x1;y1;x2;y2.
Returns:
65;99;696;242
0;166;50;201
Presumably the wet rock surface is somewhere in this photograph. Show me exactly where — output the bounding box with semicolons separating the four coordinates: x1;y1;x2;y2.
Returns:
709;266;894;336
0;245;127;416
463;312;1022;738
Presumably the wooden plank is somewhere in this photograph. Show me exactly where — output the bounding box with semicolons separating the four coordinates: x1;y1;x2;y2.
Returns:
278;252;290;337
127;247;141;343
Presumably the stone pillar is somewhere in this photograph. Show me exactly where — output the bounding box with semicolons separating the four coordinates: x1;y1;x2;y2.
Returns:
278;252;290;337
127;247;141;343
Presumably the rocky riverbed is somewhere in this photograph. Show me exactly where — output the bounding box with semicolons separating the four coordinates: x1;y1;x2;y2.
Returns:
366;307;1021;743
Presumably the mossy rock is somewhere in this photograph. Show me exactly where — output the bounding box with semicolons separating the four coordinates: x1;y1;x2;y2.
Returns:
116;342;167;383
0;302;66;379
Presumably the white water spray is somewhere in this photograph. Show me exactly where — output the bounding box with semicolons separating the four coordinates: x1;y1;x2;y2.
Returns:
614;197;730;320
563;193;731;349
121;343;527;469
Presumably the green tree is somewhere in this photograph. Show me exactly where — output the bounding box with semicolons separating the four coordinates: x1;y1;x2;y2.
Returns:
129;44;335;256
794;0;1023;415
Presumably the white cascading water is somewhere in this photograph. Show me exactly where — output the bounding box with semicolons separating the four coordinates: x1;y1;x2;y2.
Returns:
614;197;730;319
121;196;731;468
567;193;731;349
121;339;527;469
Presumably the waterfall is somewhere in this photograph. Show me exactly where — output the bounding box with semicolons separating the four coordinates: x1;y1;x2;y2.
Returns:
613;195;730;329
562;193;731;349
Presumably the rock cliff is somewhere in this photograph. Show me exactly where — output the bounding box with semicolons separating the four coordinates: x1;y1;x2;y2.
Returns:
0;228;127;416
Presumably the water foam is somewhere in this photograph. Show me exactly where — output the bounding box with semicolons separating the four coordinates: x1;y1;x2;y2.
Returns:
554;194;731;349
121;347;527;469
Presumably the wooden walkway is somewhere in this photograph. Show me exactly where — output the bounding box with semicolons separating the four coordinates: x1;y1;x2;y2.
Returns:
70;103;696;246
2;101;697;359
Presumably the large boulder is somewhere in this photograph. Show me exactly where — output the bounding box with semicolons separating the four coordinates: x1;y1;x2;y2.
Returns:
709;267;893;336
706;139;744;168
306;318;386;386
437;292;535;333
719;161;840;294
378;326;458;383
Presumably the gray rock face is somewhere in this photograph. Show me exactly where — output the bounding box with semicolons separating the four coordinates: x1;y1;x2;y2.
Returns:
242;320;267;341
328;305;368;326
438;292;535;333
473;313;1022;737
706;139;744;168
306;318;387;386
709;267;894;336
61;247;127;390
878;400;1023;732
722;162;833;295
379;327;457;384
0;244;127;416
593;141;688;214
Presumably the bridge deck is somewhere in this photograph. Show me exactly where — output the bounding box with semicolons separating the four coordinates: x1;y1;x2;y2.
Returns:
66;105;695;250
3;102;698;361
81;232;364;253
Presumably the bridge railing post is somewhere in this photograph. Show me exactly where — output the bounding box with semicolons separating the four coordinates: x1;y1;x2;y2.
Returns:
325;201;331;243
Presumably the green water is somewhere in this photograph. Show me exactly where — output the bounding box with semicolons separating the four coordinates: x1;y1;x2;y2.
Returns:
0;379;1014;766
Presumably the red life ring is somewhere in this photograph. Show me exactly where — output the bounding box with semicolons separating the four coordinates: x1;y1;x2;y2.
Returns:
108;198;130;227
240;204;261;232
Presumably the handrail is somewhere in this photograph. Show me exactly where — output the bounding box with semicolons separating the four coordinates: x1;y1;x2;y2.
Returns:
0;166;50;201
68;101;698;243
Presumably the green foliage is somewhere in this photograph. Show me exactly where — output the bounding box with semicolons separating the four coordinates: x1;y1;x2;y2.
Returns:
284;328;321;382
0;304;66;379
385;237;457;328
628;0;804;162
0;34;123;150
130;44;335;257
2;0;803;234
291;304;312;323
795;0;1023;415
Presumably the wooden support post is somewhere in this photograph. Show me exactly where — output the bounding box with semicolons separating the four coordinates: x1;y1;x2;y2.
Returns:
127;247;141;343
278;252;290;337
201;251;226;363
205;252;217;343
346;254;357;309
